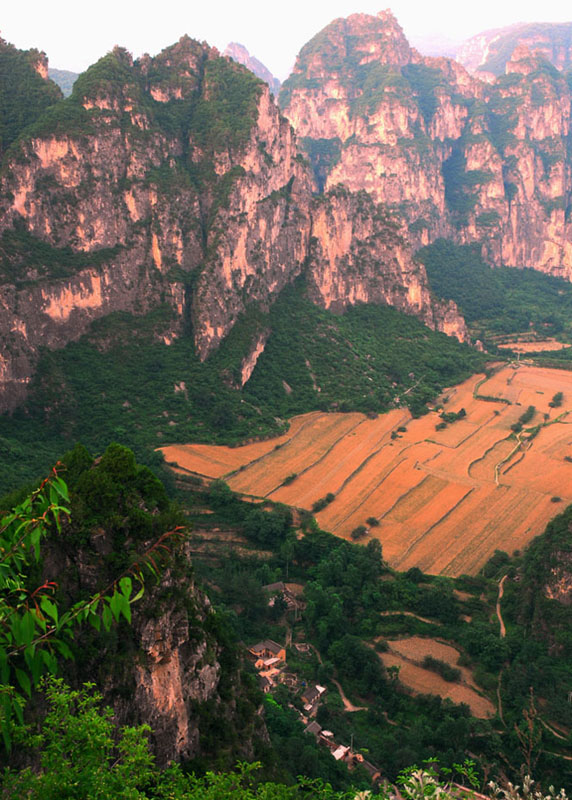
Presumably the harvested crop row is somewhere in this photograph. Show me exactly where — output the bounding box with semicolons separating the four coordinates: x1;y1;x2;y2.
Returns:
316;444;437;533
430;426;509;477
228;412;364;497
379;481;473;569
160;413;317;477
427;485;552;576
425;420;481;448
269;410;408;507
469;438;514;482
378;651;495;718
163;365;572;576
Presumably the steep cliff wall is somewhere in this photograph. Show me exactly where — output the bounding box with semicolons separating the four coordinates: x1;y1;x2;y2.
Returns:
280;12;478;243
0;28;469;411
46;444;263;767
0;39;313;408
280;12;572;280
457;21;572;77
308;188;468;340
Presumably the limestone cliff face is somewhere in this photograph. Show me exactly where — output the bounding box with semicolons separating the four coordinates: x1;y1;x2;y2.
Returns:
457;21;572;77
280;12;572;280
129;568;229;765
0;26;471;411
47;477;262;769
0;39;313;407
308;188;468;341
280;11;477;243
0;263;176;409
459;47;572;275
191;86;313;358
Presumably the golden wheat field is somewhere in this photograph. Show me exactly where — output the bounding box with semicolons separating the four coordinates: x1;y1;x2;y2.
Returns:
160;364;572;576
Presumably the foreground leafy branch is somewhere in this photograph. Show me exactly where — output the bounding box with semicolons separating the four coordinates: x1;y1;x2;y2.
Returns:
3;679;568;799
0;466;185;747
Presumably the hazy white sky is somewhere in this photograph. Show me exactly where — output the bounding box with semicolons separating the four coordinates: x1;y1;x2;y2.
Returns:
2;0;571;79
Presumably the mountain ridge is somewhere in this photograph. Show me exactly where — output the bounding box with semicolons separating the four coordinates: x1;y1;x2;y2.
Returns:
0;29;466;412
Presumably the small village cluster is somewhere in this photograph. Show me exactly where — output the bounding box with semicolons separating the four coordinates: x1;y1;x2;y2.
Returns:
247;583;382;783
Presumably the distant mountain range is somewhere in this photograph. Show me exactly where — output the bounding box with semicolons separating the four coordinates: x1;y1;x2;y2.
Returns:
223;42;281;94
48;67;78;96
46;20;572;101
456;21;572;77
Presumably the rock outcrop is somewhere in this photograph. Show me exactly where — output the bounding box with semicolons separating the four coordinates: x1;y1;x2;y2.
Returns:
280;11;572;279
0;39;313;407
308;187;468;341
0;28;468;410
224;42;281;95
45;444;264;767
457;21;572;77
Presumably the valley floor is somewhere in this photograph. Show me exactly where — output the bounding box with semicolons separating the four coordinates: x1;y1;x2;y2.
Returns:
162;364;572;575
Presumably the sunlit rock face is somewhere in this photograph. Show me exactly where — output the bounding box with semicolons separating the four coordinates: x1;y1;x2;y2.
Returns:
457;21;572;78
0;23;472;410
281;12;572;279
0;38;314;407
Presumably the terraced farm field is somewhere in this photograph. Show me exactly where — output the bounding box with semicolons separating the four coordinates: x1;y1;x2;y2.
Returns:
377;637;495;718
161;365;572;576
497;339;571;353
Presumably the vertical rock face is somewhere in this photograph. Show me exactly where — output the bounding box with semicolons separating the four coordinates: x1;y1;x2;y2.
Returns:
47;452;262;769
0;38;315;406
457;22;572;78
280;11;572;279
463;47;572;275
280;12;476;242
0;24;471;410
191;84;313;358
307;188;468;341
131;577;225;765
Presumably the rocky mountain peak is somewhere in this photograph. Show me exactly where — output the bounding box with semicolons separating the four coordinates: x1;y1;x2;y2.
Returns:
142;36;209;102
224;42;281;95
31;50;49;80
506;43;539;75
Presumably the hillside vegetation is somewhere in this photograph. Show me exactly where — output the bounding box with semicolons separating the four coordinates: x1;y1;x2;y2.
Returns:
173;466;572;789
0;282;484;495
418;240;572;345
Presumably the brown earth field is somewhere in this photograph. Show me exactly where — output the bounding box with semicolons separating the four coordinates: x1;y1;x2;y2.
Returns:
377;637;495;719
159;365;572;576
497;339;571;353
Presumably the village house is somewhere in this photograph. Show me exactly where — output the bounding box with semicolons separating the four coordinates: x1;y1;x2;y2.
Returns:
304;720;322;738
301;684;327;713
332;744;350;761
263;581;304;612
248;639;286;663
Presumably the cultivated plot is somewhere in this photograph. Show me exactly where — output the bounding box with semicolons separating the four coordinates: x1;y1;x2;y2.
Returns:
161;365;572;576
378;637;495;719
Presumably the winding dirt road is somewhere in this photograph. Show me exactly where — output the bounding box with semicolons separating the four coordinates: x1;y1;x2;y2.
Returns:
496;575;507;638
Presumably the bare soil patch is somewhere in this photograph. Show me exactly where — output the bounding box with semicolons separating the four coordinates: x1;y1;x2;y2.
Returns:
497;339;571;353
379;637;495;719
